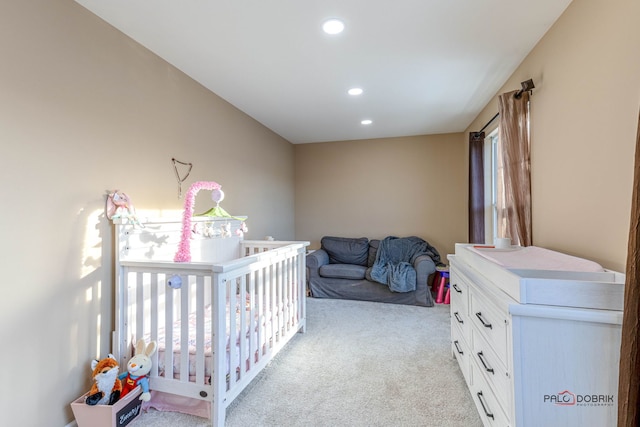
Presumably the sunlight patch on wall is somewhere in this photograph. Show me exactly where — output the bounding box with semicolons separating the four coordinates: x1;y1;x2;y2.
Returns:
81;209;105;279
96;313;101;357
81;208;106;358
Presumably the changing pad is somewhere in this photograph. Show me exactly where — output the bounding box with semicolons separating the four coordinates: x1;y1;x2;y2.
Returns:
469;246;605;272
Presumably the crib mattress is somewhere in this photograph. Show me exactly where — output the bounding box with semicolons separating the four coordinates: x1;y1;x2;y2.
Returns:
144;299;277;380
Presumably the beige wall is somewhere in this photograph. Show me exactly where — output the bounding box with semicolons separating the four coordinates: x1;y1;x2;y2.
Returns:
294;134;467;257
465;0;640;272
0;2;294;426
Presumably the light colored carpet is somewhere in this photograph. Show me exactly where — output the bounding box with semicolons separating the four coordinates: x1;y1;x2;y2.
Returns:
129;298;482;427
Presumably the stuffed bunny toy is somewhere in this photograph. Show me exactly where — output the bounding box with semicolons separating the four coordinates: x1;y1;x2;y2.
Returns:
118;339;157;402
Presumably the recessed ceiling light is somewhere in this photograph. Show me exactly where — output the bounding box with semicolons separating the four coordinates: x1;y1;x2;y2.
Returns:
361;119;373;125
322;19;345;35
348;88;363;96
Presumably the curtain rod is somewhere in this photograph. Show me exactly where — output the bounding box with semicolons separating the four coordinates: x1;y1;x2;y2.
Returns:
473;78;535;135
474;112;499;136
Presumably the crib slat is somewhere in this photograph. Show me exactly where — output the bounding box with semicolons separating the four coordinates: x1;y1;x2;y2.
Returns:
240;274;248;375
256;268;265;361
228;281;238;390
248;271;255;371
195;275;205;385
164;284;174;381
277;260;283;341
284;257;291;331
290;257;295;328
135;272;144;346
272;262;279;344
179;276;190;382
150;275;159;377
290;255;297;327
264;265;271;354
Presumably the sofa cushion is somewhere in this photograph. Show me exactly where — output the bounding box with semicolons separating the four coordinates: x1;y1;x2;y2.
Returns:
321;236;369;266
320;264;367;280
368;239;380;267
365;267;374;282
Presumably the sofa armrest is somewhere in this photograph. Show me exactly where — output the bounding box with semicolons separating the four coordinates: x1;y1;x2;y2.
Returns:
306;249;329;280
413;255;437;290
413;255;437;306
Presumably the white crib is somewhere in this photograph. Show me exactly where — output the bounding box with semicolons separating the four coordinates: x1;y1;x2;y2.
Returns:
112;217;309;426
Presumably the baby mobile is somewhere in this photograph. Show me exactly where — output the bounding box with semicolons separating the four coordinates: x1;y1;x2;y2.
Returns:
173;180;248;262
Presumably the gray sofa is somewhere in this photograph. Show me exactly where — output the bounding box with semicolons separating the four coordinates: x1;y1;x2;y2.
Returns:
306;236;440;307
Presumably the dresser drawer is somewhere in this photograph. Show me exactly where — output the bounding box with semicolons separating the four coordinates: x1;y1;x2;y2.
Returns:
451;320;471;385
449;270;469;314
470;291;509;367
451;305;470;345
470;362;511;427
472;327;511;413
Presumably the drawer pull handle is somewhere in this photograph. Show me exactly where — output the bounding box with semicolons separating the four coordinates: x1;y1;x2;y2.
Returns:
475;312;493;329
452;283;462;293
454;312;464;324
477;391;495;420
477;351;494;374
453;340;464;355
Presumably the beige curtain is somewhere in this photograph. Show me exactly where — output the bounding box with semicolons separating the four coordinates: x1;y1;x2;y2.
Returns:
497;90;532;246
618;109;640;426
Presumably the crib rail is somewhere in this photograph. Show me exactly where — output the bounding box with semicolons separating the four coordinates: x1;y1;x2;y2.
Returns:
113;240;309;426
241;240;305;255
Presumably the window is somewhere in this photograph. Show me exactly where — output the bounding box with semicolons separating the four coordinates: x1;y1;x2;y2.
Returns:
484;128;499;245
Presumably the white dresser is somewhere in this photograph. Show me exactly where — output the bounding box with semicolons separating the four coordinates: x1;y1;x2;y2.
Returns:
448;244;624;427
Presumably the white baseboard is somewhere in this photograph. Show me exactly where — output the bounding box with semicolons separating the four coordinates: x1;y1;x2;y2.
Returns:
64;421;77;427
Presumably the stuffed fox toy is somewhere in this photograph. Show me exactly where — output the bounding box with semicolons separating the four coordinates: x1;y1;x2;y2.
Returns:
85;354;122;405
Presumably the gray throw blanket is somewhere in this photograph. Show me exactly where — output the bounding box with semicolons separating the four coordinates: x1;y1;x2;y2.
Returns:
370;236;444;293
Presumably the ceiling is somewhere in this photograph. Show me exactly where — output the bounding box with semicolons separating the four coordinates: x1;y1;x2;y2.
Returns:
75;0;572;144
